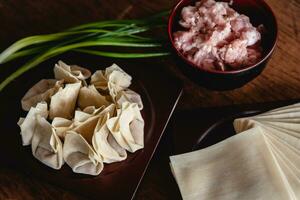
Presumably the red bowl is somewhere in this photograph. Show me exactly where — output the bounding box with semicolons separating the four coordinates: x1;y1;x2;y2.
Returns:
168;0;278;90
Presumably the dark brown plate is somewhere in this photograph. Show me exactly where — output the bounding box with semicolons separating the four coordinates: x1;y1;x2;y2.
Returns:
171;99;300;154
0;54;183;200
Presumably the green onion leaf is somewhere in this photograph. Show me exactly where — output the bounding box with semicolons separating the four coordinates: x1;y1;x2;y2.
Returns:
74;48;170;58
0;11;171;92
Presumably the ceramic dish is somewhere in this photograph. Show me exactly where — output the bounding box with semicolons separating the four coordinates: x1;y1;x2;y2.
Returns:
168;0;278;90
0;54;183;200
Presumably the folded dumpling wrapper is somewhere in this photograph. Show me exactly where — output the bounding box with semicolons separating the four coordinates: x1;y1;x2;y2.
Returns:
72;114;100;142
21;79;63;111
49;82;81;120
63;110;110;175
107;102;144;153
54;60;91;84
74;106;101;123
72;104;116;141
91;64;132;99
78;85;109;110
75;103;125;163
18;102;48;145
63;131;103;175
52;117;74;139
170;128;291;200
31;116;64;169
74;109;95;124
93;112;127;163
73;104;114;125
90;70;107;91
116;89;143;110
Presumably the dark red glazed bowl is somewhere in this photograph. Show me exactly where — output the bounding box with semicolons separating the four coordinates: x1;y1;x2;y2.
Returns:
168;0;278;90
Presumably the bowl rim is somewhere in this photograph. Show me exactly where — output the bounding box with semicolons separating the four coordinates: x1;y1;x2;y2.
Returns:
168;0;278;75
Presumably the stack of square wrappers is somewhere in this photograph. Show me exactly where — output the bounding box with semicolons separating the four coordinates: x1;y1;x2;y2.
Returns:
170;103;300;200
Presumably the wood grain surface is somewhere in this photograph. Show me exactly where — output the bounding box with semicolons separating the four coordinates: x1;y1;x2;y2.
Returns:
0;0;299;199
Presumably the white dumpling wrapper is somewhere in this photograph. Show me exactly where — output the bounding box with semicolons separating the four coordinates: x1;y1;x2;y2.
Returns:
74;106;102;124
72;115;100;144
91;64;132;99
74;110;94;124
73;105;112;126
52;117;74;139
72;104;115;140
169;128;291;200
259;103;300;116
63;131;103;175
235;118;300;152
107;102;144;153
54;60;91;84
116;89;143;110
21;79;63;111
63;112;106;175
93;111;126;163
237;120;300;198
78;85;109;110
90;70;107;91
49;82;81;120
31;116;64;169
18;102;48;146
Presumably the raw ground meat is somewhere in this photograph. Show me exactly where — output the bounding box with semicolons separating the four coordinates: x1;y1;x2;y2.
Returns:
174;0;263;71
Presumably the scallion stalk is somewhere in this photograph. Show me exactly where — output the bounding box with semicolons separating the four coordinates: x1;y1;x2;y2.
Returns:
0;11;170;92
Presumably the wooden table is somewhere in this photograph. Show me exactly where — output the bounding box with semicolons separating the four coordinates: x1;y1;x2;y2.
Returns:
0;0;299;199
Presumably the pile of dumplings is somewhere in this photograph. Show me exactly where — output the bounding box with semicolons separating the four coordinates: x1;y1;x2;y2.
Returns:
17;61;144;175
170;103;300;200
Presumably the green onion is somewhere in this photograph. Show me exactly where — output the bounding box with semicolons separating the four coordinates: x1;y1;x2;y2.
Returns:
74;49;171;58
0;11;170;92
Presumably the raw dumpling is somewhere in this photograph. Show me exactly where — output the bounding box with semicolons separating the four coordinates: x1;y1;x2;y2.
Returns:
72;104;115;142
116;89;143;110
74;109;95;124
93;111;127;163
49;82;81;120
63;110;105;175
54;60;91;84
97;103;116;119
91;64;132;99
90;70;107;91
52;117;74;139
21;79;63;111
18;102;48;145
74;104;115;125
74;106;101;123
72;115;100;144
78;85;109;110
31;115;64;169
63;131;103;175
107;102;144;153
